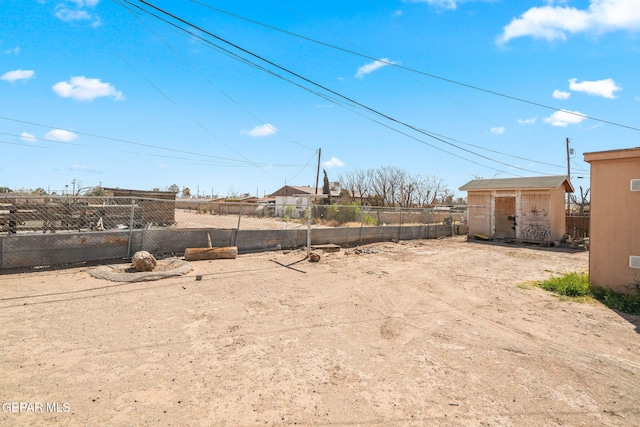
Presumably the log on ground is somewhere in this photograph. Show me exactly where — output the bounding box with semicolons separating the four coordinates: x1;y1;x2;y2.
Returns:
184;246;238;261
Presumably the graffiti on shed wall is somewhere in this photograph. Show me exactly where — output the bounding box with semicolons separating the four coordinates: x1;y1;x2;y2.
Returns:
520;205;551;241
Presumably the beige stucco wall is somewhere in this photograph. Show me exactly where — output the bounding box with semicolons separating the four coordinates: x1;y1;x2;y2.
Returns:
585;148;640;295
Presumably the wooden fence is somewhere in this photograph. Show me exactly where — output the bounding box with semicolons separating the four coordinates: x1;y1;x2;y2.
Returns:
566;215;589;240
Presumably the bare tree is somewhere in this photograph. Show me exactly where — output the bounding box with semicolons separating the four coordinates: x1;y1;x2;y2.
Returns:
570;186;590;215
340;167;448;207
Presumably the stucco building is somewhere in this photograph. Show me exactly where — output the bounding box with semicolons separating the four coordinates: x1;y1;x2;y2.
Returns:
584;147;640;295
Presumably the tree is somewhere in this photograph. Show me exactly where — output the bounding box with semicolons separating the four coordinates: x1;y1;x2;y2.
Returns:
182;187;191;198
85;186;107;197
339;167;448;207
31;188;47;196
168;184;180;194
570;186;590;215
322;170;331;204
0;187;12;193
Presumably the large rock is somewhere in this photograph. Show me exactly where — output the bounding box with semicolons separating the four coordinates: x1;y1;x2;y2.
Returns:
132;251;157;272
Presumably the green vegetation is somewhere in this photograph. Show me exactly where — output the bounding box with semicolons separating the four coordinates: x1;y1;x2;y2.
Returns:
313;202;363;225
282;205;295;222
362;214;377;225
591;286;640;315
538;273;640;315
538;272;591;297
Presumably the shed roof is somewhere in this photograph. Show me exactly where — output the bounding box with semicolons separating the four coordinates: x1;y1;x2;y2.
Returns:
459;176;574;193
584;146;640;162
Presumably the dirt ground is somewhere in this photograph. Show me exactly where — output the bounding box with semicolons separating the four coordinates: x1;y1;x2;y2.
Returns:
1;236;639;426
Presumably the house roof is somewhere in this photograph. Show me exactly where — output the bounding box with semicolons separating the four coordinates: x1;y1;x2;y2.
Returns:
459;176;574;193
269;185;340;198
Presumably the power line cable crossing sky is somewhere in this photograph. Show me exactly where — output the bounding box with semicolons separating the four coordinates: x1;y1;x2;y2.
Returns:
2;0;637;194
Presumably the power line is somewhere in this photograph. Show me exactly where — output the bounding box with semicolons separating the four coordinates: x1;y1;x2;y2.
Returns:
186;0;640;134
119;0;562;177
0;116;292;168
114;0;316;154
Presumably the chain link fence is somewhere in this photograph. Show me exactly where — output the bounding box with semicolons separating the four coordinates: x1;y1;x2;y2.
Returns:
0;195;466;270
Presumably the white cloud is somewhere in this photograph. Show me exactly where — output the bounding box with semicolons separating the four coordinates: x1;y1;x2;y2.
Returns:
45;129;78;142
498;0;640;44
56;8;91;21
543;110;587;127
517;117;538;125
322;157;345;168
242;124;277;138
55;0;100;25
569;77;621;98
490;126;505;135
69;0;101;6
52;76;125;101
20;132;37;142
1;69;35;82
408;0;459;10
407;0;495;10
552;89;571;99
4;47;20;55
355;58;397;78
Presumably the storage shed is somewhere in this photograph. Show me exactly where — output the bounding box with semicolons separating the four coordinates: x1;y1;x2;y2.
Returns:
584;147;640;295
460;176;574;243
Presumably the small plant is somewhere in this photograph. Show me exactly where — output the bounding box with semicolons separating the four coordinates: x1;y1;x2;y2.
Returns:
591;287;640;315
538;272;591;297
538;273;640;315
282;205;295;222
362;214;377;225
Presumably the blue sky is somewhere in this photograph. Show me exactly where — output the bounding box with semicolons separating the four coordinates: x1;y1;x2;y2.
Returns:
1;0;639;197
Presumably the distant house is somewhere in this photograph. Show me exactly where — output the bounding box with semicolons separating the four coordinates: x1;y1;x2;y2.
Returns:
459;176;573;243
584;147;640;295
269;185;340;218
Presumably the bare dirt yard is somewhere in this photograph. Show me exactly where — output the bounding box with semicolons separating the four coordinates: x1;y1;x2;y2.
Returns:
1;236;639;426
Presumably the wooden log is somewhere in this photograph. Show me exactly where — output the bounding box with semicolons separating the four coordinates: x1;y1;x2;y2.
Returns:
184;246;238;261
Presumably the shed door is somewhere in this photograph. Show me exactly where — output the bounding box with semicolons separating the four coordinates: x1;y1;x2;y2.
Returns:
495;197;516;239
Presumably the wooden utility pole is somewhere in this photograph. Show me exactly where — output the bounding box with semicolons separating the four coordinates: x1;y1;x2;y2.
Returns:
566;137;571;213
314;148;321;195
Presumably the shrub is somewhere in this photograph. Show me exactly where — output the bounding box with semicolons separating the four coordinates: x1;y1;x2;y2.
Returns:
591;287;640;315
312;202;362;225
362;214;377;225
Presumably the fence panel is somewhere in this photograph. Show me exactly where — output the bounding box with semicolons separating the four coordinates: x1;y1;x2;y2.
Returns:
566;215;590;240
0;196;465;270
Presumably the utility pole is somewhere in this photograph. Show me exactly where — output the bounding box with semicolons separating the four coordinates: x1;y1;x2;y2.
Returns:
566;137;571;213
314;148;321;195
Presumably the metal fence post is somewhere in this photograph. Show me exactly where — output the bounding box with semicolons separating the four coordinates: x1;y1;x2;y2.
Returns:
359;208;363;245
126;198;135;259
234;204;242;247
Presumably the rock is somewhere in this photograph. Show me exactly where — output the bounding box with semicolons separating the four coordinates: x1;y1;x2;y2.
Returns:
132;251;157;272
308;252;321;262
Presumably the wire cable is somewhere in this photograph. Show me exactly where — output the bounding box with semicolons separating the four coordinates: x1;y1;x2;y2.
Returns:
185;0;640;133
